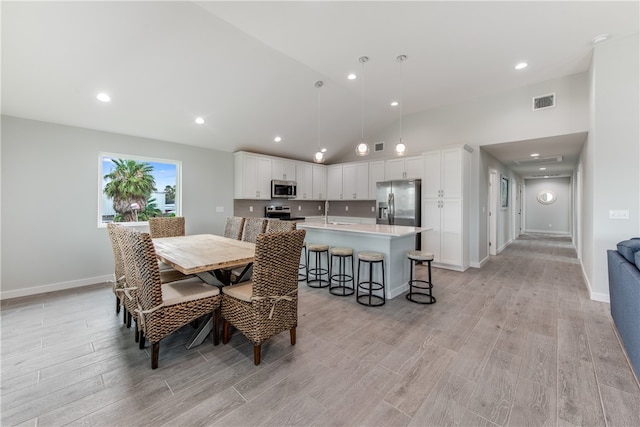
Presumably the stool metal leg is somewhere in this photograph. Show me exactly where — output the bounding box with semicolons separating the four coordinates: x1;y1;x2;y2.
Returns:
307;249;329;288
406;259;436;304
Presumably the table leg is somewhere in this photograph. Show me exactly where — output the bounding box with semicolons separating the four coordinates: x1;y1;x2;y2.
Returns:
185;314;213;349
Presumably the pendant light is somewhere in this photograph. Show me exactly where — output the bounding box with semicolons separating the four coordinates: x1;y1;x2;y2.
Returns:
355;56;370;156
395;55;407;156
313;80;325;163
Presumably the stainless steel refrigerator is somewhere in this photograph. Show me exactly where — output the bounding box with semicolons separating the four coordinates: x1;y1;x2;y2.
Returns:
376;179;422;248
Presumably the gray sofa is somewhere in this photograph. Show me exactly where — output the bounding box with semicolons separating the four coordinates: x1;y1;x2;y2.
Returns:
607;238;640;380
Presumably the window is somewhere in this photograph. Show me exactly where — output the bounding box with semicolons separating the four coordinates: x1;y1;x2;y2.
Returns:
98;153;181;227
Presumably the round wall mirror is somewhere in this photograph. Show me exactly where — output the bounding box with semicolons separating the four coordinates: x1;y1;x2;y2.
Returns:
537;190;556;205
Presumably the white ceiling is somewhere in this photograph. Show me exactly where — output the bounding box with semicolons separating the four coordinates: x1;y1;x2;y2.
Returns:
2;1;638;175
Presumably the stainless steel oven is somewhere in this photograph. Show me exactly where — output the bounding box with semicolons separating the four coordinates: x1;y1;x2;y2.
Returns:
271;180;296;199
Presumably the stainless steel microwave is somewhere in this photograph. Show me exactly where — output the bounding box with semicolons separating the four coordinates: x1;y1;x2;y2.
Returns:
271;180;297;199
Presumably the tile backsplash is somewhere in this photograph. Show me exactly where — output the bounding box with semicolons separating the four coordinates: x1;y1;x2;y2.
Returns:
233;199;376;219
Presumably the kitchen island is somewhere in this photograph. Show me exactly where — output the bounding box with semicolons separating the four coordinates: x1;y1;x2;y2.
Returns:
297;222;427;299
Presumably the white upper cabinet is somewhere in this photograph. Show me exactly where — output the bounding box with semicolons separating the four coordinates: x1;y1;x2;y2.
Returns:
342;162;369;200
272;159;296;181
423;148;464;199
368;161;385;199
312;164;327;200
327;165;343;200
234;152;272;200
295;162;313;200
385;155;423;180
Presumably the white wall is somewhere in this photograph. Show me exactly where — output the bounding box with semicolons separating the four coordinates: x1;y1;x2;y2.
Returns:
1;116;235;299
524;178;571;234
583;34;640;301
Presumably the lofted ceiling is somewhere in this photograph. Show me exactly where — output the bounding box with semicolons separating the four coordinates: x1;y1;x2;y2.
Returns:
2;1;638;175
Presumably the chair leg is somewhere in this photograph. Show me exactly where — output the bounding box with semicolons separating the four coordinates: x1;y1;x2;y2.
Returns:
115;296;120;314
151;342;160;369
126;311;132;329
134;321;140;343
139;329;145;350
123;307;127;325
290;327;296;345
212;310;220;346
222;319;230;344
253;344;261;365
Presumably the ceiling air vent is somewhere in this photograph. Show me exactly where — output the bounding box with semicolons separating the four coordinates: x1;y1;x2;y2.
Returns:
374;142;385;152
533;93;556;110
513;156;562;166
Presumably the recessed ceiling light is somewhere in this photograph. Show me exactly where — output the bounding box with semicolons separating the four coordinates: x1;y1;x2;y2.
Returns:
592;34;609;45
195;117;205;125
347;73;357;80
531;153;540;157
515;62;528;70
274;136;282;142
96;92;111;102
390;101;399;107
539;167;546;171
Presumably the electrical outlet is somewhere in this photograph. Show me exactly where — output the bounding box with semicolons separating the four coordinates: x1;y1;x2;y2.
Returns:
249;206;253;212
318;205;322;210
609;210;629;220
298;206;301;211
345;206;349;211
371;206;375;212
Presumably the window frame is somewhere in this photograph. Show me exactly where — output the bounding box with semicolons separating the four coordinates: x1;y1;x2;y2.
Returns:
98;152;182;228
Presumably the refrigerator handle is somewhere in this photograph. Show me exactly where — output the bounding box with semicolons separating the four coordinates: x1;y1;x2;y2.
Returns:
388;193;394;225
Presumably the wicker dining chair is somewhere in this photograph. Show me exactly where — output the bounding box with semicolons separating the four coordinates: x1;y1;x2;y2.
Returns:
148;216;185;238
221;229;306;365
224;216;245;240
107;223;126;315
117;227;222;369
241;218;267;243
265;219;297;233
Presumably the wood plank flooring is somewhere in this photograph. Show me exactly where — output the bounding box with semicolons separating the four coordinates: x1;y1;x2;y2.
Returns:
2;234;639;426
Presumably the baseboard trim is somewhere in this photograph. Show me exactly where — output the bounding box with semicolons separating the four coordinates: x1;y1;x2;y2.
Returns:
578;259;610;303
0;275;113;301
524;229;571;235
470;256;489;269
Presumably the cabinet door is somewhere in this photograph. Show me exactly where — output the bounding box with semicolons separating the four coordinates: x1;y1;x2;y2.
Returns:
256;157;272;199
240;155;260;199
440;199;462;265
272;159;296;181
404;156;423;179
441;148;462;199
355;162;369;199
368;161;385;199
422;151;441;199
342;164;357;200
327;165;343;200
295;163;313;200
385;158;405;181
312;165;327;200
422;199;442;261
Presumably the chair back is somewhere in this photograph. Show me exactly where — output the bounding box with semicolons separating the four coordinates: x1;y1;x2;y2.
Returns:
106;223;126;285
224;216;245;240
265;219;297;233
252;230;306;299
117;227;164;312
148;217;185;238
241;218;267;243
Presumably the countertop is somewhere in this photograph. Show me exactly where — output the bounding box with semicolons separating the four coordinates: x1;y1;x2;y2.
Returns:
297;222;427;237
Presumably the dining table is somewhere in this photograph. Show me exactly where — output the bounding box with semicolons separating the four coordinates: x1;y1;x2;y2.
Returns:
153;234;256;348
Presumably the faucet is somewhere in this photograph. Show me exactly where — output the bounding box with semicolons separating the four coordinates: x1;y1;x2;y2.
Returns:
324;200;329;224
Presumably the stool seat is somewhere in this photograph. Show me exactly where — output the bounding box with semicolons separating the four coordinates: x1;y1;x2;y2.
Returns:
331;247;353;256
358;251;384;262
309;243;329;252
407;250;434;261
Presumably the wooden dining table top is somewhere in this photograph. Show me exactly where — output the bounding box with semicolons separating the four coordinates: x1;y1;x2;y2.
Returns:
153;234;256;275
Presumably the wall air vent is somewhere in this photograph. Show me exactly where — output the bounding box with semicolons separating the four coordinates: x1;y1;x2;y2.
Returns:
374;142;385;152
513;156;562;166
533;93;556;110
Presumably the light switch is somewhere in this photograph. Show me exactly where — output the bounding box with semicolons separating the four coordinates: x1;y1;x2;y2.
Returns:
609;210;629;220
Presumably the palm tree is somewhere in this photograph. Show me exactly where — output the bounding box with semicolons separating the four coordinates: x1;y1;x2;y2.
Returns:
103;159;156;222
164;185;176;204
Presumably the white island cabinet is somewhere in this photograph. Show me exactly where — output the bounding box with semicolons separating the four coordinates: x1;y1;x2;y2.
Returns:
297;222;426;299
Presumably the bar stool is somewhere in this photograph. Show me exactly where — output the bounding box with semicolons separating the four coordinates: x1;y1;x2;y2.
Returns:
356;252;386;306
306;243;329;288
406;250;436;304
298;242;307;281
329;247;355;296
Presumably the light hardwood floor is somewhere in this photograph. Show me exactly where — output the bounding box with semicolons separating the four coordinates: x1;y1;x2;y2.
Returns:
2;234;639;426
